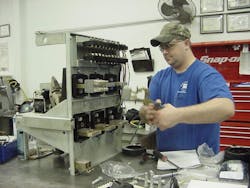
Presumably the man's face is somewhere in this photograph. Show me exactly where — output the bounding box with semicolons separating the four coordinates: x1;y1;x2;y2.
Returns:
159;39;188;69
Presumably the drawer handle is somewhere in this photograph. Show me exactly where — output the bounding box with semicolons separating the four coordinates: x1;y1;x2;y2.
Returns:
221;130;250;135
220;135;250;139
231;91;250;93
233;96;250;99
220;144;250;148
221;126;250;130
235;109;250;112
234;100;250;102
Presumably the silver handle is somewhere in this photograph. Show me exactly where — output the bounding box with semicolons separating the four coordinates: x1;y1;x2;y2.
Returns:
220;135;250;139
235;109;250;112
234;100;250;102
220;144;250;148
231;90;250;93
233;95;250;98
221;130;250;135
221;126;250;130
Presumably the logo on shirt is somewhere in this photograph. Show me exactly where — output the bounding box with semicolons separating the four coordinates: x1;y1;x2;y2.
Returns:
179;81;188;93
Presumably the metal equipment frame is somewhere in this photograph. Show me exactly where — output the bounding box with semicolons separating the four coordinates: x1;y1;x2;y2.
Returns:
16;32;127;175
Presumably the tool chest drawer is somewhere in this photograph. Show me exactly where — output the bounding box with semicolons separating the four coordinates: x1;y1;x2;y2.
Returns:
220;87;250;150
229;86;250;121
191;40;250;151
220;121;250;150
220;137;250;151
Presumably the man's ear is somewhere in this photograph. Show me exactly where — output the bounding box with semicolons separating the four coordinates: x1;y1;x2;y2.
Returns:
184;39;191;47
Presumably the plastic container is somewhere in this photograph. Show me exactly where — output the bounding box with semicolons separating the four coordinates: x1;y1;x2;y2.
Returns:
0;140;17;164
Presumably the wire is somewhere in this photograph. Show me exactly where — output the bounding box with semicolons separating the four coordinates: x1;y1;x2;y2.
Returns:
20;88;29;101
129;120;143;144
129;126;139;144
130;120;141;128
126;60;130;85
123;64;126;83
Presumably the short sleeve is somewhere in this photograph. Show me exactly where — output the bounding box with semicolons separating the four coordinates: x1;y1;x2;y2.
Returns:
198;70;233;102
149;74;161;101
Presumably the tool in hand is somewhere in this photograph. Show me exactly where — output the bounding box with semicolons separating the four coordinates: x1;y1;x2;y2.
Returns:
91;176;103;185
140;150;168;165
153;101;164;110
153;150;181;169
153;150;167;161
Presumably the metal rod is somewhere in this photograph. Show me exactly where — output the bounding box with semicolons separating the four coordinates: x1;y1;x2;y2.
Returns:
135;176;166;185
153;172;179;179
36;19;165;34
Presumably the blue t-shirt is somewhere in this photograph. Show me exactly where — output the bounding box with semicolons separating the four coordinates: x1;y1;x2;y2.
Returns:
149;59;233;153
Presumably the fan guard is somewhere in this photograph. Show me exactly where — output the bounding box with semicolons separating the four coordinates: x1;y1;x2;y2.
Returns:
158;0;196;24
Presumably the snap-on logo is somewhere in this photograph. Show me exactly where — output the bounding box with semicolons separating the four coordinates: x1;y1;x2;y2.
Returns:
200;56;240;64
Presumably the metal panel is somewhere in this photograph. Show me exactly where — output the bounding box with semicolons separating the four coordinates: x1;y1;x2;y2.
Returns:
35;32;66;46
74;126;123;166
20;126;71;153
16;113;73;131
72;95;120;114
45;99;68;117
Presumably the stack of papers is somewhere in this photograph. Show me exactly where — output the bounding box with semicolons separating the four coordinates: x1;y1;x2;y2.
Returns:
157;149;201;170
187;180;247;188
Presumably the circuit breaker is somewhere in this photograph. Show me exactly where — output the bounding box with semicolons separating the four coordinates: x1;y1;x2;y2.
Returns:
70;35;128;141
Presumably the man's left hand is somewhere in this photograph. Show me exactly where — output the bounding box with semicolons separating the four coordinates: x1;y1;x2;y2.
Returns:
154;103;181;131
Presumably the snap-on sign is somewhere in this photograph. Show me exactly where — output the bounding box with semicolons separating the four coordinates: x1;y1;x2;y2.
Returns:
192;40;250;82
200;56;240;64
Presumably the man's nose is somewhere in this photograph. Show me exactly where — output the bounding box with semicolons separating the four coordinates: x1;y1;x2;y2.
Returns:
162;48;169;54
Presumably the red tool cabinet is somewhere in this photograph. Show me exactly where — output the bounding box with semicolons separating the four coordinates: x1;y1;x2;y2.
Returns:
192;40;250;150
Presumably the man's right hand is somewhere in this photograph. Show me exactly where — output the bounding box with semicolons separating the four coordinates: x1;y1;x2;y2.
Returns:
139;103;157;124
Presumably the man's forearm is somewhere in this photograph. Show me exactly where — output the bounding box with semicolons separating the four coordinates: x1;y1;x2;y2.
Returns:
177;98;235;124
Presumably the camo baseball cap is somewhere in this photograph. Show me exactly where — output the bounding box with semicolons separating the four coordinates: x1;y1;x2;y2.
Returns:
150;22;191;47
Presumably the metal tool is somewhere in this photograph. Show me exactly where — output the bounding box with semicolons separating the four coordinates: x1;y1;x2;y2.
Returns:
157;178;162;188
144;172;149;187
149;170;154;188
153;101;164;110
165;159;181;170
91;176;103;185
153;150;167;161
153;150;181;169
135;176;166;185
153;172;179;179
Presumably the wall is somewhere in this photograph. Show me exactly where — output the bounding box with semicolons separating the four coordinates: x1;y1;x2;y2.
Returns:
0;0;21;81
19;0;162;98
1;0;250;106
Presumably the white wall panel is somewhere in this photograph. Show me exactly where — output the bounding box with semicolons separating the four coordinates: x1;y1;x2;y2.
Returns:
0;0;249;105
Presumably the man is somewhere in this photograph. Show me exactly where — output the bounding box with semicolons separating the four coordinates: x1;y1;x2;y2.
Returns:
139;22;234;153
